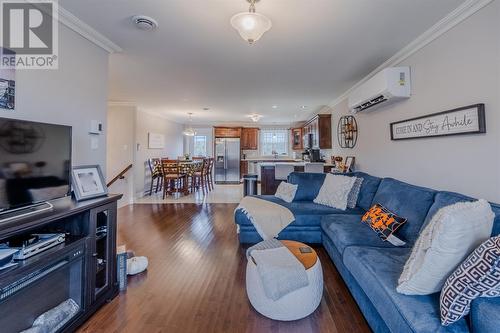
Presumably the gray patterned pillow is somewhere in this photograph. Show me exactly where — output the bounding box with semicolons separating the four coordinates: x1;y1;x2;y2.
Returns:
440;236;500;326
347;177;363;209
275;182;298;203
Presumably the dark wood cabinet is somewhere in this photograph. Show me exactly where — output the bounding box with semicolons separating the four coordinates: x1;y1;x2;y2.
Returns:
303;114;332;149
291;128;303;150
214;127;242;138
0;195;121;333
240;160;248;178
89;203;117;303
241;128;259;150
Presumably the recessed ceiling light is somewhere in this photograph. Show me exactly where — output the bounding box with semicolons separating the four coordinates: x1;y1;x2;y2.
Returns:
300;105;308;109
132;15;159;31
272;105;278;109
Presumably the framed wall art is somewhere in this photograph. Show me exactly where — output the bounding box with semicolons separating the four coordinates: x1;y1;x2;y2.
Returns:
390;104;485;140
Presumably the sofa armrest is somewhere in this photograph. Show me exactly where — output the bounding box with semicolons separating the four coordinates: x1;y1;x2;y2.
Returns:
470;297;500;333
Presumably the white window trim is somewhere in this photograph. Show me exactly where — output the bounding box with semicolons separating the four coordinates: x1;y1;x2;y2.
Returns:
260;129;289;157
193;135;207;157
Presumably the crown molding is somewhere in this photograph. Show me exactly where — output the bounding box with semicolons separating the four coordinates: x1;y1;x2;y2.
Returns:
108;101;137;107
58;6;122;53
329;0;494;108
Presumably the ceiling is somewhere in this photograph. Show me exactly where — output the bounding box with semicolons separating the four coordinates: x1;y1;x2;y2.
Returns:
61;0;465;125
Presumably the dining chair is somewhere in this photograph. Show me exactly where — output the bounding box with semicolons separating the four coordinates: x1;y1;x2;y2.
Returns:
206;158;215;191
191;158;208;194
160;159;186;198
147;158;163;195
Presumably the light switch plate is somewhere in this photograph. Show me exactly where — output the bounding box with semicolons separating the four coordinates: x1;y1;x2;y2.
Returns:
91;137;99;150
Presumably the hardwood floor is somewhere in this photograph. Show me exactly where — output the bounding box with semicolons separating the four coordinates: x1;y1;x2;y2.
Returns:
77;203;371;333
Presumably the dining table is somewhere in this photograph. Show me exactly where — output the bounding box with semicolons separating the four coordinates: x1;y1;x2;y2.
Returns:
155;159;205;195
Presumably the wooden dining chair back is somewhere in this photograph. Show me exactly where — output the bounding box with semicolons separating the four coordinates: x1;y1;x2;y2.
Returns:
161;159;186;198
148;158;163;195
191;158;208;194
206;158;215;191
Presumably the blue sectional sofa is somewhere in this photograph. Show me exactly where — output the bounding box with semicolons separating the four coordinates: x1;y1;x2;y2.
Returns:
234;172;500;333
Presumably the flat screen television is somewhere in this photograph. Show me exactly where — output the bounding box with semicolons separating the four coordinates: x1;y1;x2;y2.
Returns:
0;117;72;212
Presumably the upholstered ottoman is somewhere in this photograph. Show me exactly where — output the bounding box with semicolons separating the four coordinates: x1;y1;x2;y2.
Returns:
246;240;323;321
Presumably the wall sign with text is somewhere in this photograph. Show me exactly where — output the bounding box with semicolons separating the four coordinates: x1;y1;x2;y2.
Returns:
390;104;485;140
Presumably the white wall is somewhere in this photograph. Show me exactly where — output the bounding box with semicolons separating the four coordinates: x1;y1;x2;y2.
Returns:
2;24;109;170
134;111;184;196
332;2;500;202
107;105;135;206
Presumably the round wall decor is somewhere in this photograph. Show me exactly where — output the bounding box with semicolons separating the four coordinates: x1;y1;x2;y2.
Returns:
337;115;358;149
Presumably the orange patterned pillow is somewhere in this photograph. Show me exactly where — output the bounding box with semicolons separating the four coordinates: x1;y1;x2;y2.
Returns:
362;204;407;245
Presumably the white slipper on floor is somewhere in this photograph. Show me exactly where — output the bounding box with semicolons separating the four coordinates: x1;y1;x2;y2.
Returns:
126;256;148;275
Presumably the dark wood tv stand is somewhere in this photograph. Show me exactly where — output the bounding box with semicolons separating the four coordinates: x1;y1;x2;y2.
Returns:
0;194;122;333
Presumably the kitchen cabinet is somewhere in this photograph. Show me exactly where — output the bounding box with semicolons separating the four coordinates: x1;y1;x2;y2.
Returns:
302;114;332;149
241;128;259;150
291;128;303;150
240;160;249;178
214;127;242;138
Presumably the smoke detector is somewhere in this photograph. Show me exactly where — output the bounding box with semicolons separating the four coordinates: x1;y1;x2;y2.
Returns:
132;15;159;31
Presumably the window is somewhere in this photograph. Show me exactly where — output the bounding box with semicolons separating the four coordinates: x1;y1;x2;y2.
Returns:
260;129;289;156
193;135;207;156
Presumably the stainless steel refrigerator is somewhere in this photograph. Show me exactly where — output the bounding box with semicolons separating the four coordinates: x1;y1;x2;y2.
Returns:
215;138;240;184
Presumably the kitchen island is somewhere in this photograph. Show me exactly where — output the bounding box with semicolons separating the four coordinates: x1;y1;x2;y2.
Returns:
260;162;334;195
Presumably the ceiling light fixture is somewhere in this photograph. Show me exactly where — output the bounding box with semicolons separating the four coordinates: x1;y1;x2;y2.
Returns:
132;15;159;31
272;105;278;109
183;113;196;136
230;0;272;45
249;114;263;122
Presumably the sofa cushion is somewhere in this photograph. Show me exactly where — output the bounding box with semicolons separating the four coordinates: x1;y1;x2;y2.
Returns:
440;236;500;326
288;172;326;201
362;203;408;245
470;297;500;333
490;203;500;236
371;178;436;245
422;191;500;237
350;172;382;211
343;246;470;333
313;174;356;210
347;177;363;209
235;196;364;227
398;199;494;296
321;214;399;256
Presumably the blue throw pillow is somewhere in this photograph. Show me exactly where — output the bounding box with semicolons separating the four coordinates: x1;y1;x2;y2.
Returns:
440;236;500;326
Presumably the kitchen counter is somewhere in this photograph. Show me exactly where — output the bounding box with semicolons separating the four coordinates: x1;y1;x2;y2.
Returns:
242;158;303;162
259;162;334;195
259;162;334;167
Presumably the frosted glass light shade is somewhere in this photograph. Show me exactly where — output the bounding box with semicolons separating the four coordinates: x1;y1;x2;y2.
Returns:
183;127;196;136
230;12;272;44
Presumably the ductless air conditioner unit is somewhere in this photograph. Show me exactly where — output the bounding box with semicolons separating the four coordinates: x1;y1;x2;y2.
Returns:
348;67;411;113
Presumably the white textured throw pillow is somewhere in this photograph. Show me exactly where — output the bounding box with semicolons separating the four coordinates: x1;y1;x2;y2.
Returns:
313;174;356;210
275;182;298;203
397;199;494;295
